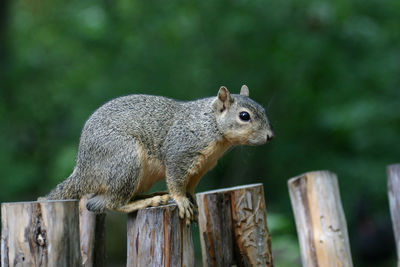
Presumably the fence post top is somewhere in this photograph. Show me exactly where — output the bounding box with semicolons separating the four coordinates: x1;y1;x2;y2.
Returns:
287;170;337;185
196;183;264;196
1;199;79;207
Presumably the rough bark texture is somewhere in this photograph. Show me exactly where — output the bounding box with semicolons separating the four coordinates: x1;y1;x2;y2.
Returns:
387;164;400;267
1;200;81;267
196;183;273;267
288;171;353;267
79;196;106;267
126;204;194;267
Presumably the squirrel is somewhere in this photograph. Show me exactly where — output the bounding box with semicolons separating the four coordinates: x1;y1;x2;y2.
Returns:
44;85;274;225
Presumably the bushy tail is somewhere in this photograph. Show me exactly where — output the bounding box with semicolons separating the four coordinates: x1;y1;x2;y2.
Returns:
45;170;81;200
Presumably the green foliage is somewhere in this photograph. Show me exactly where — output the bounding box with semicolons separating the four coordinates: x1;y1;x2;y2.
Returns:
1;0;399;265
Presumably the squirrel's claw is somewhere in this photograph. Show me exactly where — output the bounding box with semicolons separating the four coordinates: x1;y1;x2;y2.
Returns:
186;192;199;223
173;195;195;226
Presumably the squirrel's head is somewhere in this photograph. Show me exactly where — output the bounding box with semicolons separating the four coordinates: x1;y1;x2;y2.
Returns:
213;85;274;146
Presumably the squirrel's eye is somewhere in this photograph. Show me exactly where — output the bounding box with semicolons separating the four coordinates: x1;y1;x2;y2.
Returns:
239;111;251;121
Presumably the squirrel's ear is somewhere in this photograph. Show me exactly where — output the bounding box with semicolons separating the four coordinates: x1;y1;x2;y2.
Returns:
215;86;233;112
218;86;230;102
240;85;249;97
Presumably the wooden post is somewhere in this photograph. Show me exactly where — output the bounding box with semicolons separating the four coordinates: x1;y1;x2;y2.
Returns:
196;184;273;267
79;196;106;267
1;200;82;267
126;203;194;267
288;171;353;267
387;164;400;267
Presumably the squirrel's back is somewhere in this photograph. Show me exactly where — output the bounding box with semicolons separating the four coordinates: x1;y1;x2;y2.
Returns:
79;94;181;159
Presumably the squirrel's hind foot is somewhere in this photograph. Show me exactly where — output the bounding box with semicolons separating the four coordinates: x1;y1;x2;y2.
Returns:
110;193;198;225
113;194;171;213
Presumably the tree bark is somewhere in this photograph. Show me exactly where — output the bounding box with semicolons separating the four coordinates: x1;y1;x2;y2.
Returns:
288;171;353;267
196;183;273;267
1;200;81;267
126;204;194;267
387;164;400;267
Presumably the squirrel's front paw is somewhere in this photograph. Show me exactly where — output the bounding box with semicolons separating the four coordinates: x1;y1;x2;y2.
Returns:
172;195;195;226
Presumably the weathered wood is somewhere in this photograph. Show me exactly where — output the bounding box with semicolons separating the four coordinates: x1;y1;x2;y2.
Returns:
1;200;82;267
387;164;400;267
79;196;106;267
126;203;194;267
196;183;273;267
288;171;353;267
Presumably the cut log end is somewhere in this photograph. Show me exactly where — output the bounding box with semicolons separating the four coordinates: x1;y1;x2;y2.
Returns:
126;204;194;267
288;170;353;267
197;184;273;267
1;200;82;267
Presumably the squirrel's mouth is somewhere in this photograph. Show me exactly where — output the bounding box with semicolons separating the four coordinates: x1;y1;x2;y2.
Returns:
248;139;267;146
248;132;274;146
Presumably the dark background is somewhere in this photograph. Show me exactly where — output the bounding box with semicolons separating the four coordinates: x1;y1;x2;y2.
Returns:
1;0;399;266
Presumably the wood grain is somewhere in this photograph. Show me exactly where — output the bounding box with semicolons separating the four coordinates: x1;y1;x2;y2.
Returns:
79;196;106;267
387;164;400;267
1;200;81;267
288;171;353;267
196;183;273;267
126;204;194;267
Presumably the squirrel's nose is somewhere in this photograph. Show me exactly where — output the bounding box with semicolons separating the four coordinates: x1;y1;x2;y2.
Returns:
267;132;274;141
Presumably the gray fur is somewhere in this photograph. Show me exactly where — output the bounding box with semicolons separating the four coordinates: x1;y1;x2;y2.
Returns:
45;86;274;215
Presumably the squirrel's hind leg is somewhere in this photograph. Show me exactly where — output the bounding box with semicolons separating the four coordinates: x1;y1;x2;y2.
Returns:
133;191;169;200
85;137;145;213
112;194;171;213
86;193;171;214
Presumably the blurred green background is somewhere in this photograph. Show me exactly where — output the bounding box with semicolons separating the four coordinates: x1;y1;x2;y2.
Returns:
1;0;399;266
